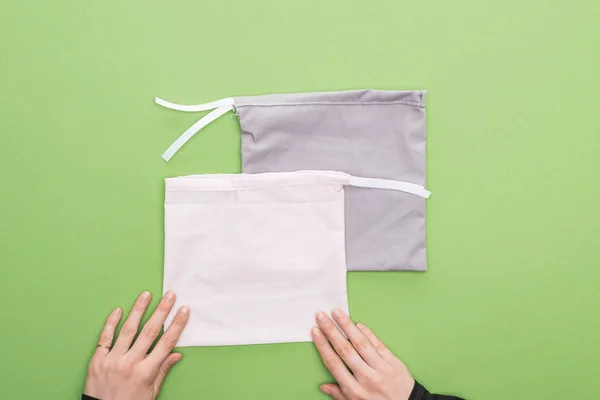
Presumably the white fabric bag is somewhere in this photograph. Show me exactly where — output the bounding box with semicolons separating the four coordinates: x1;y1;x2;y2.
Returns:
164;171;429;347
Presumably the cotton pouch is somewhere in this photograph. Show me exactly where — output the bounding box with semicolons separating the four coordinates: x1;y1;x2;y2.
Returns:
164;171;429;347
157;89;429;271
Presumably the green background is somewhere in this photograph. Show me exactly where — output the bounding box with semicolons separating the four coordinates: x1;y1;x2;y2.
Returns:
1;0;599;399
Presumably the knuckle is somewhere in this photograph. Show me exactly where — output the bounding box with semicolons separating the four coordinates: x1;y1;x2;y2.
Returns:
341;386;358;398
322;320;337;331
170;317;185;330
136;366;155;383
100;359;112;372
357;324;370;333
120;325;138;339
117;360;134;376
89;359;102;374
354;338;369;350
160;334;178;349
356;392;369;400
141;325;159;340
107;313;120;323
158;300;172;311
335;343;354;357
160;364;171;376
173;313;188;325
89;365;101;377
324;356;341;369
346;387;368;400
379;362;393;374
368;373;384;386
374;342;387;353
313;335;328;346
99;333;112;345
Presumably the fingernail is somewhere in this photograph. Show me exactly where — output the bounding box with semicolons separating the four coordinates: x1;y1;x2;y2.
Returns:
311;327;322;337
356;323;366;330
321;386;330;394
141;291;151;301
180;306;189;315
112;307;121;316
332;308;343;317
316;312;326;321
165;291;175;301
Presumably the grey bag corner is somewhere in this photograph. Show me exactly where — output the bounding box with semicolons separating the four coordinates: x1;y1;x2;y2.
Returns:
234;89;429;271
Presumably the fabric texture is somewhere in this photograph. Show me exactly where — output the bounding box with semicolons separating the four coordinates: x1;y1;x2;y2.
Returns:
163;171;351;347
234;89;428;271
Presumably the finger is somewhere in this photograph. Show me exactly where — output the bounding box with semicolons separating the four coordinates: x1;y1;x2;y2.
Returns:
356;323;397;363
153;353;182;395
331;309;387;369
316;312;370;373
112;291;152;354
130;291;176;357
312;327;360;393
146;306;190;365
94;307;122;357
320;384;345;400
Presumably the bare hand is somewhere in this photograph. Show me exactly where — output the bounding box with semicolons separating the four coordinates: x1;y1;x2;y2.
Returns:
84;291;189;400
312;309;415;400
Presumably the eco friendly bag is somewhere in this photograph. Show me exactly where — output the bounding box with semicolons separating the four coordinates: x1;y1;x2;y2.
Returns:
163;171;429;346
157;89;430;271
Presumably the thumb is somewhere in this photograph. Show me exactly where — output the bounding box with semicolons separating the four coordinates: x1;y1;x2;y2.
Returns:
154;353;183;395
320;383;345;400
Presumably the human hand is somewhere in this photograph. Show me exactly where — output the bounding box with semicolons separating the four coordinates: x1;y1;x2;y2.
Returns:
84;291;189;400
312;309;415;400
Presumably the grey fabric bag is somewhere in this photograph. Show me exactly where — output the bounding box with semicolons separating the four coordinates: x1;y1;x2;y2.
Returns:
157;89;429;271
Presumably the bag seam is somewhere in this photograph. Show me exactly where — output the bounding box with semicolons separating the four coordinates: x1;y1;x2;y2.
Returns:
235;100;425;109
164;201;342;206
166;183;346;191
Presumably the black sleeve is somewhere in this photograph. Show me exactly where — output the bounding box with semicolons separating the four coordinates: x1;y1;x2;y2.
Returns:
409;380;465;400
82;382;462;400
